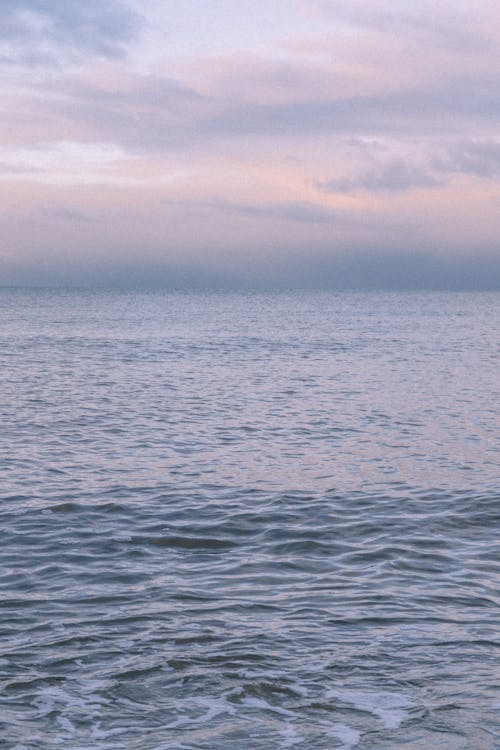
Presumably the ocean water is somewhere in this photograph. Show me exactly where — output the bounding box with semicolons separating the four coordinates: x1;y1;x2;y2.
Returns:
0;289;499;750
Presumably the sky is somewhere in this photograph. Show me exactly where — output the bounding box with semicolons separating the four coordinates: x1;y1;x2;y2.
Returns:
2;0;500;288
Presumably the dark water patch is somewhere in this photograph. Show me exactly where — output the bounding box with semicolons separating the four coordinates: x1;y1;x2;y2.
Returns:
147;535;239;550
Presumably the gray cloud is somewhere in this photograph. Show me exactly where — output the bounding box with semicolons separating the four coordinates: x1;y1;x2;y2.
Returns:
437;140;500;178
319;159;443;194
34;75;500;156
164;81;500;145
42;208;99;223
312;0;490;52
1;0;140;61
0;161;43;174
2;1;499;152
45;73;206;149
214;199;342;224
161;198;406;230
318;139;500;196
207;80;500;140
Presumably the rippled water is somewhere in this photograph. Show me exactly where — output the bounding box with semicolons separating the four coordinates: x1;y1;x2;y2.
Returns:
1;290;499;749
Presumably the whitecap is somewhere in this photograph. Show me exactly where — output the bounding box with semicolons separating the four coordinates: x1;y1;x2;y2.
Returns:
91;724;130;740
192;695;237;721
280;721;303;746
241;694;296;718
162;693;236;731
326;722;361;748
327;688;412;729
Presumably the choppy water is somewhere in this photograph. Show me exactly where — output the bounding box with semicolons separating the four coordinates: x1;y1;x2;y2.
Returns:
1;289;499;750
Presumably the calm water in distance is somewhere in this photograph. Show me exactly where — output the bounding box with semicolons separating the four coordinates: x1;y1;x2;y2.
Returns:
0;289;499;749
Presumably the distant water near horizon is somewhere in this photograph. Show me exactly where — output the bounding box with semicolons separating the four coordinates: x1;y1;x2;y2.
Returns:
1;289;499;749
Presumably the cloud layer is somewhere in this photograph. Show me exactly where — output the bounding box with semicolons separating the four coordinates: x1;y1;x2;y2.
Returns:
1;0;139;61
1;0;500;287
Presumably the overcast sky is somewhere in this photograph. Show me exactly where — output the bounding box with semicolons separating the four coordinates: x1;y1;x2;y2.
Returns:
2;0;500;288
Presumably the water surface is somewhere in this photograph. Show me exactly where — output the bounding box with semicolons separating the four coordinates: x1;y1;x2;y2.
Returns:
1;290;499;749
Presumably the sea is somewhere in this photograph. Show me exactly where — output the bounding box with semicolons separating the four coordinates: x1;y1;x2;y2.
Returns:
0;289;499;750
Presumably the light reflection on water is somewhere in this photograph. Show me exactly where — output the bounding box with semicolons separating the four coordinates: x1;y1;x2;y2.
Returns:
0;290;499;749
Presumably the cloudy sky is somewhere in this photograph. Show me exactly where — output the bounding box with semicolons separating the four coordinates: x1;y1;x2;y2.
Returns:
2;0;500;287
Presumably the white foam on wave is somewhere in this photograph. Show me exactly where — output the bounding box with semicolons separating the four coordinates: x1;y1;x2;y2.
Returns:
241;694;297;718
327;687;412;729
78;677;115;695
193;695;237;722
240;692;360;748
280;721;303;746
91;724;130;740
162;692;237;730
33;684;109;719
326;722;361;748
32;680;118;749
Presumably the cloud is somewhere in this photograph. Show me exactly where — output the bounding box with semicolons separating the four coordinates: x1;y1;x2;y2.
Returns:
1;1;500;290
213;199;342;224
319;158;443;194
318;139;500;197
42;207;99;223
5;4;500;156
16;74;497;159
0;0;140;62
309;0;490;52
54;66;500;150
53;67;206;149
161;197;407;230
437;139;500;178
0;161;43;175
